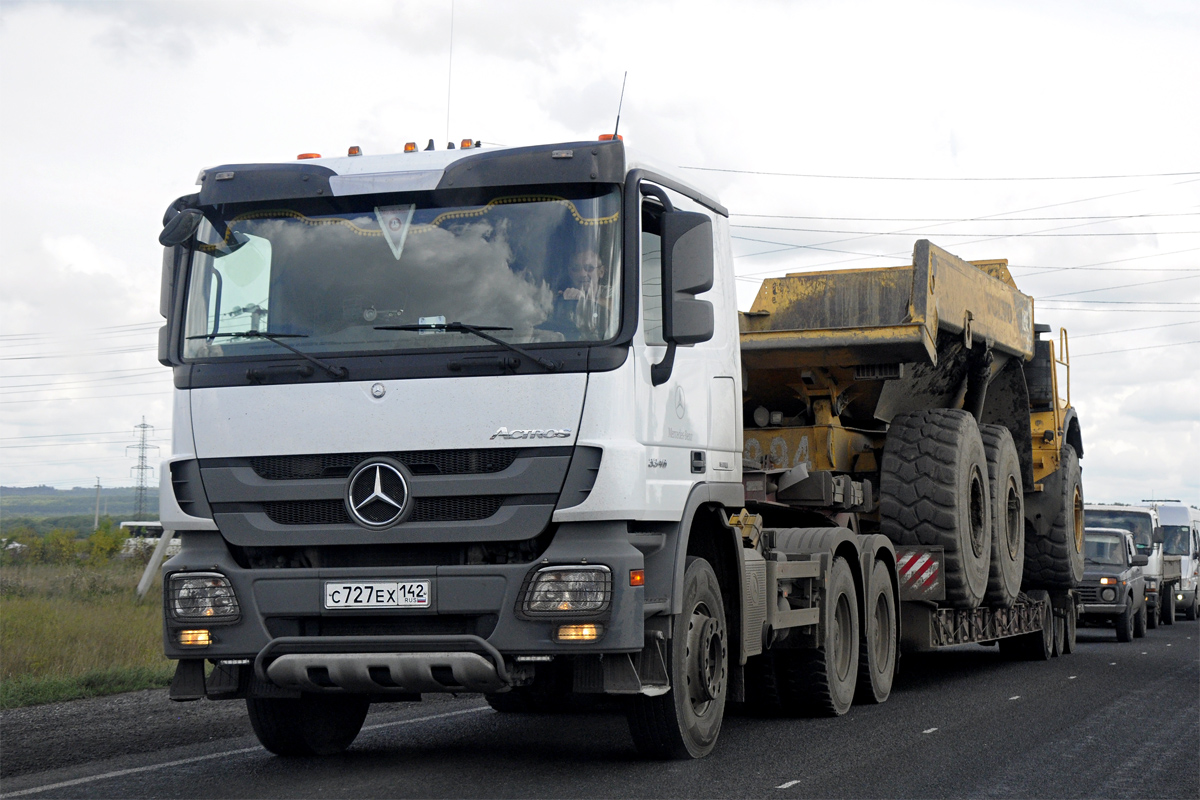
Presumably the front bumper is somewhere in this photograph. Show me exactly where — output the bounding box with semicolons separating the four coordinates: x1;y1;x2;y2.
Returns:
163;521;646;693
1079;602;1125;616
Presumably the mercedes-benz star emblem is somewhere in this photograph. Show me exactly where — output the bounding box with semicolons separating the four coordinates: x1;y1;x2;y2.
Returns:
674;385;687;419
346;460;410;528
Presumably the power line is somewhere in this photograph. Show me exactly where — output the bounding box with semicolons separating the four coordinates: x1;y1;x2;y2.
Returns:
1073;339;1200;358
0;389;173;405
0;429;169;441
0;346;157;362
1071;320;1200;339
1;438;171;450
681;165;1200;181
1035;306;1200;313
1040;274;1200;299
730;224;1200;237
729;212;1200;222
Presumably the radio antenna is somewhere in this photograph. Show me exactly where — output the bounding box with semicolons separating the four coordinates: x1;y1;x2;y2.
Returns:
445;0;455;146
612;71;628;139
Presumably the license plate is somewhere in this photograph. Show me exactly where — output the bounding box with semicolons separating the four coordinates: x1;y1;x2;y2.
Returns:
324;581;430;609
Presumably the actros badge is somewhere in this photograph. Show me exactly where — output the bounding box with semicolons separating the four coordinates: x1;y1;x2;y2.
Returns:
345;459;411;528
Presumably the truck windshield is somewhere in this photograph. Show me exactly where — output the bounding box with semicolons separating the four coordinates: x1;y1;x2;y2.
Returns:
1084;534;1126;566
1162;525;1190;555
181;186;621;360
1084;510;1153;550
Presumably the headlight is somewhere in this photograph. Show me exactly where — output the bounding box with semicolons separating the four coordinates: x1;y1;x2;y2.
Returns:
1099;577;1113;585
521;566;611;616
168;572;240;622
1101;588;1116;602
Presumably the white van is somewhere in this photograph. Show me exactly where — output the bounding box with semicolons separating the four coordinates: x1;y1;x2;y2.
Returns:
1153;504;1199;620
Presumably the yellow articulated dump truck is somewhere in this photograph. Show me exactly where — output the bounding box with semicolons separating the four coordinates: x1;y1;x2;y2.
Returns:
740;239;1084;659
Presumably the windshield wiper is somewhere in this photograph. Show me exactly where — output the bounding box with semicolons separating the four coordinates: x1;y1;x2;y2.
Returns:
376;321;562;371
187;331;348;379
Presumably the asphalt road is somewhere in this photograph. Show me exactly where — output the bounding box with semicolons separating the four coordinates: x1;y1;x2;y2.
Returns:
2;619;1196;799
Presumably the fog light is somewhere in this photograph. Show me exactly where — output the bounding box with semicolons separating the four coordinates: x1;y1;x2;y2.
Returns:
556;624;603;642
1101;588;1116;602
1178;594;1185;601
179;629;212;646
168;572;240;622
522;566;611;615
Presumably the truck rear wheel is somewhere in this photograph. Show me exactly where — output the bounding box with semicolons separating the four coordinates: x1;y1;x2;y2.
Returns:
880;410;991;609
246;694;370;756
1052;593;1077;654
980;425;1024;607
1001;590;1052;660
1147;599;1159;629
1133;600;1147;638
627;557;727;759
1116;595;1134;642
742;652;783;715
1187;593;1198;622
1162;590;1175;625
854;560;896;704
1023;445;1084;589
778;556;860;716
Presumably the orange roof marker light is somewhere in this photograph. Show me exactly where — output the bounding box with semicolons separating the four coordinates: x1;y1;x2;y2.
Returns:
297;153;322;160
598;134;623;141
461;139;481;149
347;146;363;157
404;142;418;153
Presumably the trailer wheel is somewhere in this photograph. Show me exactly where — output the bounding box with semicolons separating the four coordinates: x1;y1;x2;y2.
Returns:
1053;593;1077;654
246;694;370;756
778;556;860;716
1147;599;1158;629
627;557;727;759
854;560;897;704
1133;600;1147;638
1023;445;1084;589
1116;595;1134;642
980;425;1024;607
1002;590;1053;660
880;410;990;609
1162;590;1175;625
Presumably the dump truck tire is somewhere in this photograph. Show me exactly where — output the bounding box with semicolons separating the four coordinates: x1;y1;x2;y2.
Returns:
1023;445;1084;589
627;557;727;759
980;425;1024;608
778;557;860;716
246;694;370;756
854;559;897;704
880;409;991;609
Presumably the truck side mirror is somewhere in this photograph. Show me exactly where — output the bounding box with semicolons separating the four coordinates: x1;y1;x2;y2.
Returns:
1132;553;1149;567
651;210;715;386
160;207;204;246
1153;526;1165;544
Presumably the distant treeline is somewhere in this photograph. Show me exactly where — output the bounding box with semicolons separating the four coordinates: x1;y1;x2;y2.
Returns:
1;515;134;537
1;486;156;520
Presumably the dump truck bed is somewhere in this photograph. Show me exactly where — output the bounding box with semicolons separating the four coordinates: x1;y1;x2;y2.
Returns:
739;240;1034;370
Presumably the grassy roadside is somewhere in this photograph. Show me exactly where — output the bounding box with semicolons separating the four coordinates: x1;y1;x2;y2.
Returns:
0;563;173;709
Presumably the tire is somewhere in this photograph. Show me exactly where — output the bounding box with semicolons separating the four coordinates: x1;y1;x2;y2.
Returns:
1052;592;1077;655
1003;591;1052;660
627;557;728;759
1115;595;1134;643
980;425;1024;608
1023;445;1084;589
246;694;370;756
1162;590;1175;625
1133;600;1147;638
777;557;860;716
1147;599;1159;630
1051;612;1065;657
1187;593;1198;622
880;410;991;609
855;560;897;705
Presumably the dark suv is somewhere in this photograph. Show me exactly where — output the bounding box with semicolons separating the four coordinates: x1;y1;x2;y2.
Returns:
1078;528;1148;642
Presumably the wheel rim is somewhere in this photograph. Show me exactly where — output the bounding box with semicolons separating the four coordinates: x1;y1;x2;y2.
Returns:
833;592;854;681
872;594;891;674
969;467;987;559
1005;478;1022;560
685;603;725;715
1072;486;1084;554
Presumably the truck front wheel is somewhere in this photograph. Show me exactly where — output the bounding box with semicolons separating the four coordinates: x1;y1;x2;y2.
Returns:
627;557;727;759
246;694;370;756
1162;590;1175;625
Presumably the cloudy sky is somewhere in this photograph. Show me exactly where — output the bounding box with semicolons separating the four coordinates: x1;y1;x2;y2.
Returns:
1;0;1197;507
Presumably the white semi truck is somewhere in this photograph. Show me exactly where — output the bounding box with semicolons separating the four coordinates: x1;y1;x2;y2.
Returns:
157;138;1085;759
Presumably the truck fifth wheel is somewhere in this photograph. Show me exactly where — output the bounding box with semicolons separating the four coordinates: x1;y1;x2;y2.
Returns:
155;137;1084;758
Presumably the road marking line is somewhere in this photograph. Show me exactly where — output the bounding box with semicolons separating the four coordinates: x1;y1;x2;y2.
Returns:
922;728;938;734
777;780;802;789
1069;676;1077;679
0;705;489;798
1141;652;1148;655
1109;662;1117;665
1008;696;1020;700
